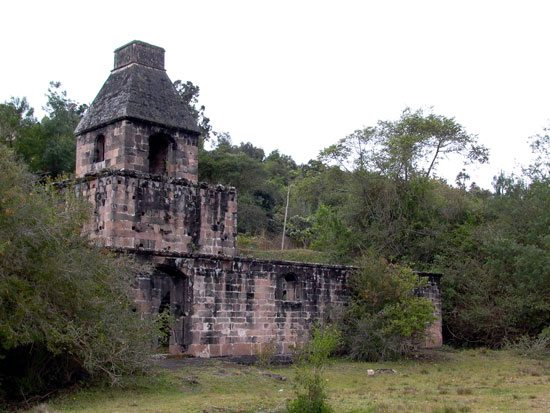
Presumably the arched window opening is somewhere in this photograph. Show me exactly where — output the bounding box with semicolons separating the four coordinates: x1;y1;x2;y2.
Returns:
149;134;174;175
94;134;105;163
281;273;300;301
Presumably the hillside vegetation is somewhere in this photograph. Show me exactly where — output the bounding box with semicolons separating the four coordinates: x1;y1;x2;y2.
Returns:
1;82;548;408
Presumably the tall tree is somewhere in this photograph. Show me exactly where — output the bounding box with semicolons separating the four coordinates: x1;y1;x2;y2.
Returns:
173;80;211;141
0;97;35;148
1;82;87;176
320;108;489;181
38;82;87;175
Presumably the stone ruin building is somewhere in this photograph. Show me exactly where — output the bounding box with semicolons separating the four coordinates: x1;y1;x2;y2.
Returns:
73;40;442;357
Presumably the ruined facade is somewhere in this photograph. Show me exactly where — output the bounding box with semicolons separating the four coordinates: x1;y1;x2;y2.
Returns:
74;41;442;357
74;41;236;256
131;251;349;357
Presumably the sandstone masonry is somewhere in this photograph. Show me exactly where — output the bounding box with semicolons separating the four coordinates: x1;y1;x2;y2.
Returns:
73;41;443;357
131;250;350;356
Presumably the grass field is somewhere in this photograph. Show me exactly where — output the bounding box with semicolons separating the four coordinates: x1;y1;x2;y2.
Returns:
38;349;549;413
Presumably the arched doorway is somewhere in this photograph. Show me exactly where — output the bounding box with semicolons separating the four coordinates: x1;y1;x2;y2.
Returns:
150;265;191;353
148;134;175;175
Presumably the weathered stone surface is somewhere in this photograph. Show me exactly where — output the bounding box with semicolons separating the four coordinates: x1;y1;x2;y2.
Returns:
70;40;444;358
75;120;199;180
131;251;351;357
75;41;199;135
415;272;443;348
74;170;237;256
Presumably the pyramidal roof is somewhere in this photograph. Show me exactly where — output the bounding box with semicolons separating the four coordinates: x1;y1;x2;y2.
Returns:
75;41;200;135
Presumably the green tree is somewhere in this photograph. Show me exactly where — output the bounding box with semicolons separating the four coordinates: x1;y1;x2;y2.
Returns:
341;253;435;360
0;144;154;401
442;172;550;346
38;82;87;175
1;82;87;176
173;80;211;141
0;97;35;148
296;108;492;265
310;204;358;263
525;129;550;180
321;108;488;181
200;134;299;235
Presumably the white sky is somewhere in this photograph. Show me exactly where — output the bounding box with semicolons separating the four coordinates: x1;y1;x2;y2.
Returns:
2;0;549;188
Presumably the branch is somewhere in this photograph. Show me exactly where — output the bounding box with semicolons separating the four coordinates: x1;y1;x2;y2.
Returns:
425;138;443;178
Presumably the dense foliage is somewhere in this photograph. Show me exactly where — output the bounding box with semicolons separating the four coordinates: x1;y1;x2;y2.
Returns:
0;82;86;177
341;254;435;360
1;81;547;369
199;133;296;235
0;145;155;402
283;112;547;348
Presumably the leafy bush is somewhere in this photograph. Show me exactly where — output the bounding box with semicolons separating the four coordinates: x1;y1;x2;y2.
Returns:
285;215;314;248
442;174;550;347
155;309;174;350
286;373;333;413
256;338;278;368
503;327;550;359
287;325;340;413
0;145;155;402
310;204;358;263
341;253;435;361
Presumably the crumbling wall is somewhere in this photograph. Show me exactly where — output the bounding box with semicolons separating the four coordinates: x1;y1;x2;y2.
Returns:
134;266;194;354
415;272;443;348
185;257;350;357
134;252;350;357
124;251;444;357
74;171;236;255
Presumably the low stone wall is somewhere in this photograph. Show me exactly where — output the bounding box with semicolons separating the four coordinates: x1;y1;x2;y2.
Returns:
132;250;351;357
127;250;443;357
72;171;237;255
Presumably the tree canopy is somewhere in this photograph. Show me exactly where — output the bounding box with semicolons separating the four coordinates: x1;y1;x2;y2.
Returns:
0;145;155;402
320;108;489;181
0;82;86;177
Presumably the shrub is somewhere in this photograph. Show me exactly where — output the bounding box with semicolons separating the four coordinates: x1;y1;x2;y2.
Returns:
0;145;155;402
256;338;278;368
286;373;333;413
503;327;550;359
341;252;435;361
287;325;340;413
155;308;174;350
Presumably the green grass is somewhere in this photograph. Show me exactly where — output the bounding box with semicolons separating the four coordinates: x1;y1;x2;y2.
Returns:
239;247;337;265
236;234;339;265
38;349;549;412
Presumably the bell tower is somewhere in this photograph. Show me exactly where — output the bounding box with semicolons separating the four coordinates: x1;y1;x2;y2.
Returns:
75;40;200;181
74;41;237;255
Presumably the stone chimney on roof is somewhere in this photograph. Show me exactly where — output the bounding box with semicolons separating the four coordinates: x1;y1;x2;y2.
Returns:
75;40;199;137
114;41;165;71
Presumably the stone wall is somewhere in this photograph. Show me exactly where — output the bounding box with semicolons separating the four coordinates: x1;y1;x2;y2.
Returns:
133;251;351;357
74;171;236;255
415;272;443;348
75;120;198;181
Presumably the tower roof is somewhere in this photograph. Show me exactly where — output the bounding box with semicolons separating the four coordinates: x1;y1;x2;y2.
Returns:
75;41;200;135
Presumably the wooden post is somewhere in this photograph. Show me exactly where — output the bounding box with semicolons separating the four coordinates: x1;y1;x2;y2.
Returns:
281;185;290;250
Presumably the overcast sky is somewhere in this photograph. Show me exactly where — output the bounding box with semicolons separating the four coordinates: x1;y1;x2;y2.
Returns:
2;0;549;188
